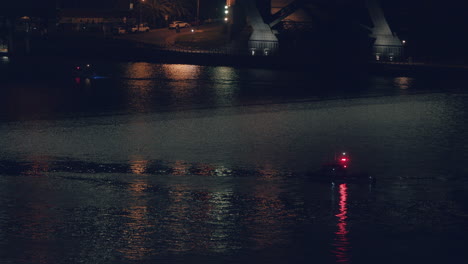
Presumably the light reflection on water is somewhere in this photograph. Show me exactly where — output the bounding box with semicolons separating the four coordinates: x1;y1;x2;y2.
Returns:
162;64;201;80
129;157;149;175
1;56;10;64
1;60;467;120
15;156;58;264
166;184;201;253
394;77;414;90
333;183;350;263
0;153;467;263
119;203;155;260
246;182;294;249
120;157;153;260
172;160;190;176
0;61;468;263
257;163;282;180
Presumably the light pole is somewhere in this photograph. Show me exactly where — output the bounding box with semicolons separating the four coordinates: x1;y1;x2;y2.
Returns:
197;0;200;28
138;0;145;32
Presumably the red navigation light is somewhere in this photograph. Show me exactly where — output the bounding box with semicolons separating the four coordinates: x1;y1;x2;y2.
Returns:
338;152;349;168
76;66;80;70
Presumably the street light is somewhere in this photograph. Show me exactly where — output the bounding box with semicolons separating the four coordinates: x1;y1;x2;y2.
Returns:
197;0;200;28
224;5;229;23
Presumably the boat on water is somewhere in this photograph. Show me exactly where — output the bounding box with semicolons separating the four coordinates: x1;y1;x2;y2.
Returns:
308;152;376;184
73;64;96;78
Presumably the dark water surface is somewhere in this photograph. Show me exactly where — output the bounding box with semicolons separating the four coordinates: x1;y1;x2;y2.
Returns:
0;58;467;263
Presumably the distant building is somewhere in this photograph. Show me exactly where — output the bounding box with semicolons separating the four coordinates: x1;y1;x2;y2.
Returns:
57;0;134;32
1;1;56;54
57;9;131;32
0;1;133;54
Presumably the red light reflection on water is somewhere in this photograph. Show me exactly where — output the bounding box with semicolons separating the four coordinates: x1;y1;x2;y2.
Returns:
17;157;57;264
333;183;351;263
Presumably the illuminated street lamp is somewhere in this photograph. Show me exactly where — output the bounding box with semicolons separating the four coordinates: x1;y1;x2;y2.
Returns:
224;5;229;23
401;40;407;61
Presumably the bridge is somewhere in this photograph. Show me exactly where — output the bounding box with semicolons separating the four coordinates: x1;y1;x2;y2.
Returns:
226;0;402;61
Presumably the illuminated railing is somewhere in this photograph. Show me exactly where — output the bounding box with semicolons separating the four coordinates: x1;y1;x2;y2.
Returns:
132;41;280;57
0;40;8;53
373;44;403;61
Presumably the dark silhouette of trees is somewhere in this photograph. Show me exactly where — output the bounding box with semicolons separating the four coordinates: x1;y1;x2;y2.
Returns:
143;0;195;26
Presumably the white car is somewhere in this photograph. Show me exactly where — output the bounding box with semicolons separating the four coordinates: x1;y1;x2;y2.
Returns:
130;24;150;33
168;21;190;29
113;26;127;35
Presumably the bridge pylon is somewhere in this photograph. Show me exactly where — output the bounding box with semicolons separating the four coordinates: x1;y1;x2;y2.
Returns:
234;0;279;56
229;0;402;60
366;0;403;61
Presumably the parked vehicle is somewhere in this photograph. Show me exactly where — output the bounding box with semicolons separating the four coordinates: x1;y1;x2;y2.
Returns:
113;26;127;35
130;24;150;33
168;21;190;29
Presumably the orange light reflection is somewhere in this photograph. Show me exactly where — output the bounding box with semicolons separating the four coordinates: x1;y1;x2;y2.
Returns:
18;156;55;264
130;159;149;175
124;63;154;112
162;64;200;101
171;160;189;176
257;163;281;179
246;182;293;249
394;76;414;90
118;158;155;260
162;64;199;80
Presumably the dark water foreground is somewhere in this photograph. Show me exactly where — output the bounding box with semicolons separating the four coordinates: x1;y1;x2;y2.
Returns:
0;58;467;263
1;160;466;264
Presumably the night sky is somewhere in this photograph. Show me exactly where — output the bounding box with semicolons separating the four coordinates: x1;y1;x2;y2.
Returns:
383;0;468;59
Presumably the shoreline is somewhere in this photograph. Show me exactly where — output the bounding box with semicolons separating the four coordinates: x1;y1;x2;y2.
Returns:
3;36;468;75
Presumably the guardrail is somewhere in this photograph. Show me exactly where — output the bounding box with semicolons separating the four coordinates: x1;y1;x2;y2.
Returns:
132;41;281;57
373;44;403;61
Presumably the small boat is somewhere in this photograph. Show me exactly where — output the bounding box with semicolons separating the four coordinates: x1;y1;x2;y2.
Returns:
308;152;376;184
72;64;97;78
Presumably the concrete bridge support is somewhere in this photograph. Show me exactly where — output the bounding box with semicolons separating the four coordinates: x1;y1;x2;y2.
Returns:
235;0;279;55
229;0;402;59
366;0;402;60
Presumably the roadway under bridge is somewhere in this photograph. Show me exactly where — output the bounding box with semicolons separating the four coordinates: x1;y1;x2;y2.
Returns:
227;0;402;60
